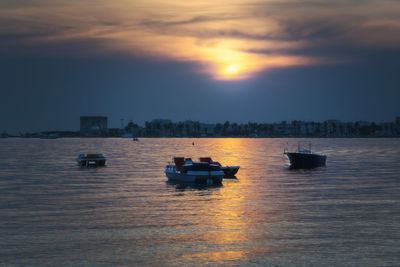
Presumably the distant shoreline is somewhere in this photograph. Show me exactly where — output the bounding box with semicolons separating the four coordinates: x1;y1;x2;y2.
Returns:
3;117;400;138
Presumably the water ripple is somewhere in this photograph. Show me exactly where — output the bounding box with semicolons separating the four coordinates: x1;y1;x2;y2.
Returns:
0;138;399;266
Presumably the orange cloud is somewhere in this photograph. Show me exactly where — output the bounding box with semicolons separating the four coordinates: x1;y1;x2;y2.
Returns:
1;0;399;80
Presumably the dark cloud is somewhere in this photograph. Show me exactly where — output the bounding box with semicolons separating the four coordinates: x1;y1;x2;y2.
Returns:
1;38;399;133
140;15;242;27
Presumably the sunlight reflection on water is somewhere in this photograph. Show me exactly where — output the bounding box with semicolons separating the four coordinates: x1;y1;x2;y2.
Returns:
0;138;399;266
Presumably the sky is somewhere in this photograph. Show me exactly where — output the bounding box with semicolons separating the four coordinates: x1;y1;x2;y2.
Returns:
0;0;399;132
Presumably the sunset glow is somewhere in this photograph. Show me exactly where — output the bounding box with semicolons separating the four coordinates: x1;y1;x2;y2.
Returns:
224;65;240;75
1;0;399;80
1;1;400;264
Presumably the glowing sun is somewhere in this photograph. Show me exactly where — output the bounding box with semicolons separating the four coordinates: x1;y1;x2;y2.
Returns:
224;65;239;75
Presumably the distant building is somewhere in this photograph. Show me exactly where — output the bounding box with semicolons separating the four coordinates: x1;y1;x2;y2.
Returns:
80;116;108;136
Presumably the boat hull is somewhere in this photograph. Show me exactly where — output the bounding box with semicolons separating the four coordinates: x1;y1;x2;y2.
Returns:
77;159;106;167
221;166;240;177
77;154;107;167
286;152;326;169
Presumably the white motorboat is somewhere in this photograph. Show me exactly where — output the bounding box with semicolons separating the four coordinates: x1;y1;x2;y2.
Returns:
77;153;107;167
165;157;224;184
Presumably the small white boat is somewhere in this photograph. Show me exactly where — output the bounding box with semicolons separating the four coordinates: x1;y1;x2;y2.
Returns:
165;157;224;184
77;153;107;167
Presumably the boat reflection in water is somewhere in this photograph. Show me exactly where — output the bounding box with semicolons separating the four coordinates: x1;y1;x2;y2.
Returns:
166;180;223;191
284;143;327;169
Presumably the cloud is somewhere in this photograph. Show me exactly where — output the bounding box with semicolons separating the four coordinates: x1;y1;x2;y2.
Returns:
0;0;399;79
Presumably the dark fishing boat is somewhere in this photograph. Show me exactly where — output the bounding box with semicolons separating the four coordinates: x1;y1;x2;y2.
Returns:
284;144;326;169
199;157;240;177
